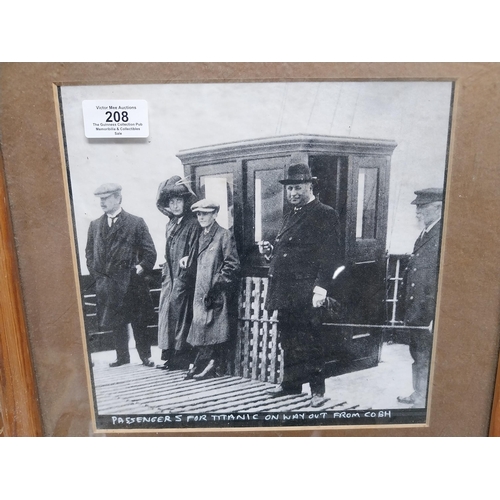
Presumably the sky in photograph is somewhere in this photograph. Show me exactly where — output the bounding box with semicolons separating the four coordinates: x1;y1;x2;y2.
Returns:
61;81;452;273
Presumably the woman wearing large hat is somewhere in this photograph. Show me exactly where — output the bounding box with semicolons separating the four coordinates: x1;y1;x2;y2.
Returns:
156;175;201;370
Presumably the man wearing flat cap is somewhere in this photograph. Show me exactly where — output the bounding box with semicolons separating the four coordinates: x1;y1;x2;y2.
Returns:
398;187;443;408
86;183;157;368
259;162;342;407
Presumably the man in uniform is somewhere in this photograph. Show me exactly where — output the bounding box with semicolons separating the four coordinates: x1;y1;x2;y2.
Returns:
398;187;443;408
86;183;157;367
259;162;342;407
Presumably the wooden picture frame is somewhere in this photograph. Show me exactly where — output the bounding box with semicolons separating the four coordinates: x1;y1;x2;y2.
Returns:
1;63;500;436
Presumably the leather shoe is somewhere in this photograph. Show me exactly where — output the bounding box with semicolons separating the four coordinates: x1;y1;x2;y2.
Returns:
397;394;416;405
267;386;302;398
193;359;215;380
311;394;329;408
156;362;170;370
109;360;129;367
142;358;154;367
184;364;197;380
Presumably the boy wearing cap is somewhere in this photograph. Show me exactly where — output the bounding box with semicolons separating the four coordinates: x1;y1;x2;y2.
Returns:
185;199;240;380
86;183;157;368
398;187;443;408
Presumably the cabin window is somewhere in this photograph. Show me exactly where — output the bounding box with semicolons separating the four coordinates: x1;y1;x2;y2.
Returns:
253;169;283;242
356;167;378;239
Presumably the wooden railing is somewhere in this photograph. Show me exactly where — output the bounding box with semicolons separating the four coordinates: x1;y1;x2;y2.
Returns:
234;277;283;384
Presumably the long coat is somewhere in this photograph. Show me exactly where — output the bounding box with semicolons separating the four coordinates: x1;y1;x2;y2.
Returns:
403;221;442;326
157;215;200;351
402;219;442;400
85;210;157;330
187;222;240;347
265;198;342;311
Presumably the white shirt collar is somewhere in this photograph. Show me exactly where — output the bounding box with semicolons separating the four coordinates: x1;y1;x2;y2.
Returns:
107;207;122;219
203;221;216;234
294;195;316;211
425;216;441;233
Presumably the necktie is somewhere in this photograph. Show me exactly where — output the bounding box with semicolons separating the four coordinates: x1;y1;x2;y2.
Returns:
108;215;118;227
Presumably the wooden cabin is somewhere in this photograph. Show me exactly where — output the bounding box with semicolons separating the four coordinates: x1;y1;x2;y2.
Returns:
176;134;398;381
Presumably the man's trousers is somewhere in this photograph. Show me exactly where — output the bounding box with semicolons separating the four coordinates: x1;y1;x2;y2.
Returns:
278;307;325;396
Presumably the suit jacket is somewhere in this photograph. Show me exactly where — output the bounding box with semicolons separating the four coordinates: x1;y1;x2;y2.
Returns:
265;198;342;311
403;220;442;327
86;210;157;329
187;222;240;346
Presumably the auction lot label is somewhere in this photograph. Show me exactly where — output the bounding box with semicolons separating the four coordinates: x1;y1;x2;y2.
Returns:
82;100;149;138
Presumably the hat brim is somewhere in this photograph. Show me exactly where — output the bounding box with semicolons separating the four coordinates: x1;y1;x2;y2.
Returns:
279;177;318;185
158;191;195;207
192;208;217;213
95;191;120;197
411;198;442;205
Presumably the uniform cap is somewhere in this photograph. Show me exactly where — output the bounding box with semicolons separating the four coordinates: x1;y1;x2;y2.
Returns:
191;198;220;213
411;187;443;205
279;162;317;185
94;183;122;197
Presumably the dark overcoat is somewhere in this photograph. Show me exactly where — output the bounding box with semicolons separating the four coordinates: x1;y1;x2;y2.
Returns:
85;210;157;330
403;221;442;326
265;198;342;311
187;222;240;347
157;215;201;351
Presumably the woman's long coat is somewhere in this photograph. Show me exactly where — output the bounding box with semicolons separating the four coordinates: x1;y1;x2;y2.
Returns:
187;222;240;347
157;215;200;351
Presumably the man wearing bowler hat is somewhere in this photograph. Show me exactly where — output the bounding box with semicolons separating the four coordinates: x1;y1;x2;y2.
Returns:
259;162;342;407
398;187;443;408
86;183;157;368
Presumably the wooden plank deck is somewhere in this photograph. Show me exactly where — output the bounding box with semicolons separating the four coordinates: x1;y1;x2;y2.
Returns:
92;363;352;414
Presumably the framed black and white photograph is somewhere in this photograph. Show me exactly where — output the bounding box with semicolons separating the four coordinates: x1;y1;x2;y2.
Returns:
3;63;500;437
58;80;452;431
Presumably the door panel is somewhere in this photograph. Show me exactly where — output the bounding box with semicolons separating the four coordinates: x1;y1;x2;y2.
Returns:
347;155;390;264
